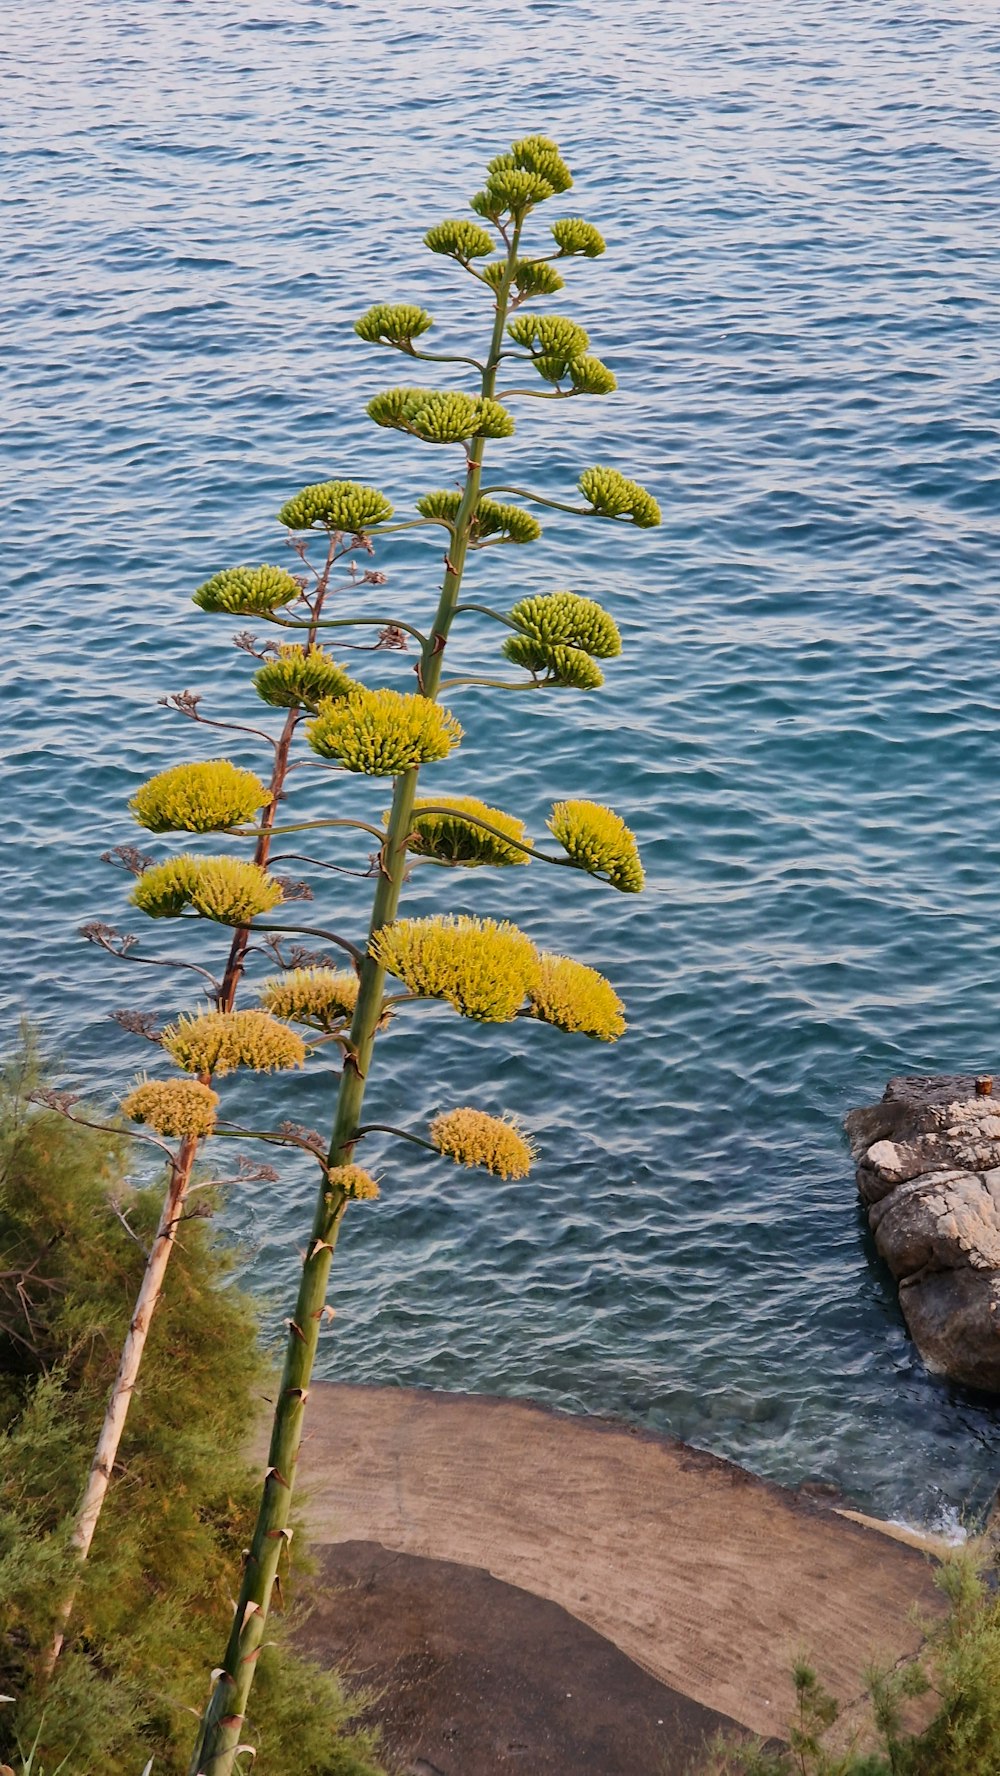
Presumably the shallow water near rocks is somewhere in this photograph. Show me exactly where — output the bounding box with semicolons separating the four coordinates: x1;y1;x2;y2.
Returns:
4;1;1000;1526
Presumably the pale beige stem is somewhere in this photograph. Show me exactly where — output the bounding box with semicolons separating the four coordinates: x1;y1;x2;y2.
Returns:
43;1135;197;1674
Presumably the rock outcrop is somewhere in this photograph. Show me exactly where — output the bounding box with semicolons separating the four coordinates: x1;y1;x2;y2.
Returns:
845;1074;1000;1392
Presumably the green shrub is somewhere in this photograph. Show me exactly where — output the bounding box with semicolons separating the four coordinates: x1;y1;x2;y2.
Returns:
0;1044;382;1776
699;1544;1000;1776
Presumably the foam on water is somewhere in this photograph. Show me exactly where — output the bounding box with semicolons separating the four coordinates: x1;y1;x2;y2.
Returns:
3;0;1000;1524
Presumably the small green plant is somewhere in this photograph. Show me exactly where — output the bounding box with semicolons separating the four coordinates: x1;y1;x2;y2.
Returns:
698;1545;1000;1776
0;1047;382;1776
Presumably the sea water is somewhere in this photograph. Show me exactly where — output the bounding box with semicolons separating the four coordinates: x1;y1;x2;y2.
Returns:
3;0;1000;1526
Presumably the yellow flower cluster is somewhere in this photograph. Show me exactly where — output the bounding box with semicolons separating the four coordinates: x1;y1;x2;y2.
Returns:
120;1076;220;1139
403;796;529;868
193;564;302;615
527;954;626;1042
371;914;538;1023
354;303;433;346
162;1009;306;1077
259;967;359;1030
130;761;270;833
277;480;394;532
328;1163;380;1201
367;387;514;444
308;686;462;775
131;855;284;924
578;466;661;529
547;800;645;893
430;1107;535;1179
253;644;356;711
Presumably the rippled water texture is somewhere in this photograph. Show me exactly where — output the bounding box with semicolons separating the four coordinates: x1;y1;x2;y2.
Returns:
4;1;1000;1523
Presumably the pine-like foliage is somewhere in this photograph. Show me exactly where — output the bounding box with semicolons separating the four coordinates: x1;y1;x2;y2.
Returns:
0;1047;383;1776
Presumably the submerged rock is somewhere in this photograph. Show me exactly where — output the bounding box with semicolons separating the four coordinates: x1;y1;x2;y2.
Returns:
845;1075;1000;1392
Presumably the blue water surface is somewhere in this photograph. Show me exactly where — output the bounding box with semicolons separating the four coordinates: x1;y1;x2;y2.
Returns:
4;0;1000;1526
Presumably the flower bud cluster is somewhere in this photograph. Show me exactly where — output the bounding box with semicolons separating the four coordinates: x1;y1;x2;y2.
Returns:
503;637;606;690
508;591;621;658
354;303;433;346
132;854;284;924
277;480;394;533
253;644;357;712
193;564;302;615
130;761;271;833
424;218;496;260
578;466;661;528
367;387;513;444
308;685;462;775
415;490;541;545
547;800;644;893
550;217;606;258
162;1008;306;1076
481;258;565;298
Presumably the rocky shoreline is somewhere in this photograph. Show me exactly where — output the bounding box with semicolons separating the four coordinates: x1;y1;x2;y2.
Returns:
846;1073;1000;1392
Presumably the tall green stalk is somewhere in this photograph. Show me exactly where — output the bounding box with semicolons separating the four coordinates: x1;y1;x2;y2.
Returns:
188;208;525;1776
181;133;660;1772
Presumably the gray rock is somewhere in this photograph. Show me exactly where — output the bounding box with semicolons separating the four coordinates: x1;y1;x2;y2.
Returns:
846;1075;1000;1392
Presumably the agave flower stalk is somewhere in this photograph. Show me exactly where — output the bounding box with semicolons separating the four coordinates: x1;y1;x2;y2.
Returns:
42;541;364;1675
188;134;659;1775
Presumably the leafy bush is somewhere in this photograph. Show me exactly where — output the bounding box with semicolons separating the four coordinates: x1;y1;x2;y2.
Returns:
0;1043;382;1776
699;1545;1000;1776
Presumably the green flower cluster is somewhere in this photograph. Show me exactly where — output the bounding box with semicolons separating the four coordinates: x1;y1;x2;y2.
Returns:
162;1008;306;1077
550;217;606;258
308;685;462;775
507;313;590;359
506;313;613;391
507;591;621;657
481;258;565;298
131;854;284;924
277;480;394;532
503;638;606;689
547;799;645;893
192;564;302;615
424;218;496;261
253;644;357;711
367;387;513;444
578;466;661;527
130;761;270;833
403;795;529;867
471;134;573;220
415;490;541;545
354;303;433;347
